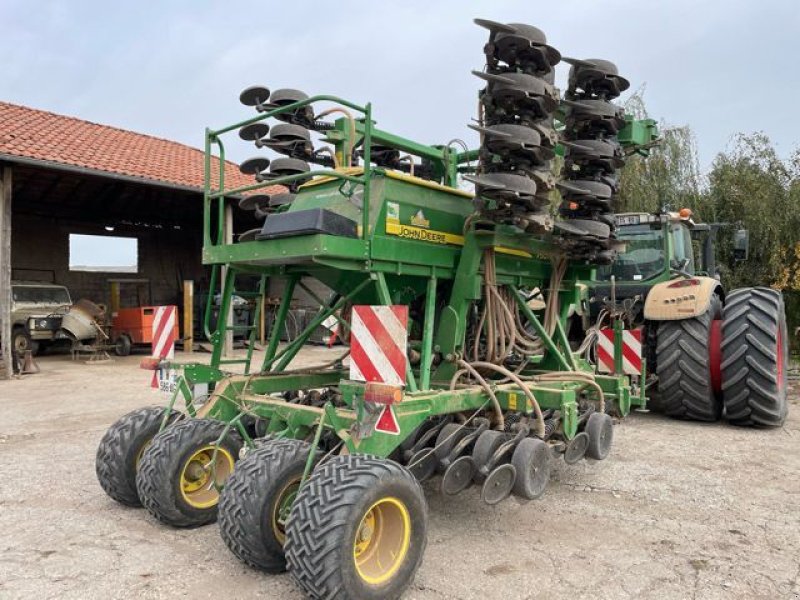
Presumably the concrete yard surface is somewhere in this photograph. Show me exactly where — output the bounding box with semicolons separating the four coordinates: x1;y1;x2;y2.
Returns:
1;349;799;600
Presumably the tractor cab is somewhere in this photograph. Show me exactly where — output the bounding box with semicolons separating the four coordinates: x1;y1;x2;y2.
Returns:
596;209;696;285
587;209;698;319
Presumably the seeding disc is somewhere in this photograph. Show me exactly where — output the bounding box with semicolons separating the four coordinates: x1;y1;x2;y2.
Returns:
441;456;476;496
408;448;438;482
238;122;270;142
239;85;270;107
481;464;516;505
564;432;589;464
238;194;270;211
239;156;270;175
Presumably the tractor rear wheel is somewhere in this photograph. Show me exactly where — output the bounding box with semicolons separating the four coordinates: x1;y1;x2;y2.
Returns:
136;418;242;527
721;287;788;427
285;455;427;600
95;406;180;506
219;438;315;572
656;303;722;421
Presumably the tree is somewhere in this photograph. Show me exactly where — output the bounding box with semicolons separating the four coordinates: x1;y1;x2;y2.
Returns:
616;90;703;216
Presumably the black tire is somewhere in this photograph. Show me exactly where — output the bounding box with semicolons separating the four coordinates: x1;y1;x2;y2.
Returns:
434;423;469;460
96;406;180;507
115;334;132;357
471;429;506;482
285;455;427;600
585;412;613;460
12;327;38;356
656;303;721;421
136;419;242;527
511;437;551;500
219;439;316;572
721;287;788;427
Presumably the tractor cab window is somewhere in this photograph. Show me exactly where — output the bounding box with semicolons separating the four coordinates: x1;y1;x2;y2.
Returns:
670;223;695;275
596;224;665;282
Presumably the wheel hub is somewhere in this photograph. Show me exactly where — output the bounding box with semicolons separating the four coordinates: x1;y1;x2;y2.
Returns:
180;445;234;508
353;498;411;585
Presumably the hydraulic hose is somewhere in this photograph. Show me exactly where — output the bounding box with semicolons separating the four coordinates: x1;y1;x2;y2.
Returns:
468;361;545;438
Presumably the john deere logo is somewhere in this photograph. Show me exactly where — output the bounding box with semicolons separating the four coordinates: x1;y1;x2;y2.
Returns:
411;209;430;228
386;201;400;222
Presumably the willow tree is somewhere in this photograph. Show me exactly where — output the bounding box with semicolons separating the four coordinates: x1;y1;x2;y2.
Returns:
616;90;703;216
706;132;798;289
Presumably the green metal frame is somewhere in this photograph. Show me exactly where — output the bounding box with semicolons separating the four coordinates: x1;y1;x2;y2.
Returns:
154;92;651;475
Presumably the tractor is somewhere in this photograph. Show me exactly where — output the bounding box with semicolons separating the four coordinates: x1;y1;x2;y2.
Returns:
580;209;788;426
94;19;689;600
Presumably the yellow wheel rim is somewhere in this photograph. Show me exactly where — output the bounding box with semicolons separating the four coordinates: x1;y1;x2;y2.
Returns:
179;445;234;509
271;476;302;546
353;497;411;585
134;439;153;470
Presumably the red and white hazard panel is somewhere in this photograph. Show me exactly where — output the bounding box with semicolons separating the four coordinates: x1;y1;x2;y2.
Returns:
151;306;177;388
597;327;642;375
350;305;408;386
152;306;177;360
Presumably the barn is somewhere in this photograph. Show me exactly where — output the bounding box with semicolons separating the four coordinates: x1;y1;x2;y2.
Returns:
0;101;279;376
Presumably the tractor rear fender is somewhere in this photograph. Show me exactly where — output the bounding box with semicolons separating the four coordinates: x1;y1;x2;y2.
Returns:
643;277;724;321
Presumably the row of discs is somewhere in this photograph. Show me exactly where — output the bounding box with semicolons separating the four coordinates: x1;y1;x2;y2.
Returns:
235;86;326;219
555;58;629;264
465;19;561;233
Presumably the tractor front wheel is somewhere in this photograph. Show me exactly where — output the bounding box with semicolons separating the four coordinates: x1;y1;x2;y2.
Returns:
219;438;316;572
285;455;427;600
96;406;181;506
136;418;242;527
721;287;788;427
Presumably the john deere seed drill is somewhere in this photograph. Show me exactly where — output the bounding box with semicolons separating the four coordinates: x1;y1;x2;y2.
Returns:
96;19;657;600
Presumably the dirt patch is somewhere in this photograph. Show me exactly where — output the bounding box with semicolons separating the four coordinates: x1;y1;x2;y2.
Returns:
1;351;798;599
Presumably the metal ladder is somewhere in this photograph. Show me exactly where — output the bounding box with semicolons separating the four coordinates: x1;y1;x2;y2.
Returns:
205;264;267;375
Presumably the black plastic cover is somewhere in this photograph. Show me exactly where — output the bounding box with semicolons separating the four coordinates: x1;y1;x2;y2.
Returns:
256;208;358;240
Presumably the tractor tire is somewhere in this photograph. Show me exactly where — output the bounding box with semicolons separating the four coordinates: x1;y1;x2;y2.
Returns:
656;302;722;422
219;439;316;572
96;406;180;507
285;455;427;600
136;418;242;527
721;287;788;427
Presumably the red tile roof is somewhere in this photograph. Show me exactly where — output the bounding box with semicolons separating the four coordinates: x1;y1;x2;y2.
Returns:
0;100;280;195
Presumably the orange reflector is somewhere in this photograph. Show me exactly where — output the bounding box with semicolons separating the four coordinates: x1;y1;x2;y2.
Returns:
364;382;403;404
140;357;161;370
667;278;700;288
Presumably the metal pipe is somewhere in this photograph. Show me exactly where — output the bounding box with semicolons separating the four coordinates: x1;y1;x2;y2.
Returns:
261;276;298;371
419;276;438;390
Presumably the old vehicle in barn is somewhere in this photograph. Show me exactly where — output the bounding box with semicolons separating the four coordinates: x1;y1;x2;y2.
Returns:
8;280;72;355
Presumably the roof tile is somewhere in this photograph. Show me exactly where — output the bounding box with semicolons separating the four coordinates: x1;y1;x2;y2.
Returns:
0;101;281;195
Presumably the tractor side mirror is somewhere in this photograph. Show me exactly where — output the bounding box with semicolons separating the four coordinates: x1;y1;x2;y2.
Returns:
733;229;749;261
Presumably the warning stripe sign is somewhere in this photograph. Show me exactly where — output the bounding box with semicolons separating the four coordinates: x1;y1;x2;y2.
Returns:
152;305;177;360
150;305;177;388
597;328;642;375
350;306;408;386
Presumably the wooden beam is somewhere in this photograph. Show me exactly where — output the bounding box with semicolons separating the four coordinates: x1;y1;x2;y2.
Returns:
0;166;13;379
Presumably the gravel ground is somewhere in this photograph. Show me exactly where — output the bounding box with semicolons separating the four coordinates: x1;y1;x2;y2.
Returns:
1;348;799;600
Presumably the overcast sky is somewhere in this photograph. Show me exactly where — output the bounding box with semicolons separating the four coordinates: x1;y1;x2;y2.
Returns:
3;0;799;172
